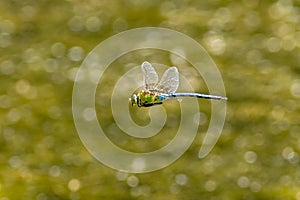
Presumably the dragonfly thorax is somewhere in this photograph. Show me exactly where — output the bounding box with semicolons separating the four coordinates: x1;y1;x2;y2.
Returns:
130;90;164;107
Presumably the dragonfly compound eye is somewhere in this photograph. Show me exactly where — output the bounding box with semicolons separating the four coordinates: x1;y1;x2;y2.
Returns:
129;94;138;106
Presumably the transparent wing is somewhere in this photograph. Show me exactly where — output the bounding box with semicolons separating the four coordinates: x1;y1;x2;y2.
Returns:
141;61;158;90
155;67;179;94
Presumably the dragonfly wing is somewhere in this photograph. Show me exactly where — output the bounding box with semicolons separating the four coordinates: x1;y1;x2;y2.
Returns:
155;67;179;94
141;61;159;90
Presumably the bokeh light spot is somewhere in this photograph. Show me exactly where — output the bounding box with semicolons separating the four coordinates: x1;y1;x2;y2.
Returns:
8;156;22;169
290;80;300;98
68;16;84;32
1;60;15;75
68;46;84;62
127;175;139;187
51;42;67;58
49;165;61;177
175;173;188;186
265;37;281;52
86;16;102;32
68;179;81;192
237;176;250;188
244;151;257;164
82;108;96;121
204;32;226;55
204;180;217;192
21;5;37;21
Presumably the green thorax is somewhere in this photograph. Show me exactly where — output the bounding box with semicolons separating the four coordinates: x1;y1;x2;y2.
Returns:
138;90;162;107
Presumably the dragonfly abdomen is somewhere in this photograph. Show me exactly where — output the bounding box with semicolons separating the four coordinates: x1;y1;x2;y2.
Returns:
164;93;228;100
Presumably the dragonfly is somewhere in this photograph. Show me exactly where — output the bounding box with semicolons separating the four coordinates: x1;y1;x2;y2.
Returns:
129;61;227;107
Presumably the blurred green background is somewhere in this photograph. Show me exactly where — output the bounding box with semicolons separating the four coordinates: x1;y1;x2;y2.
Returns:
1;0;300;199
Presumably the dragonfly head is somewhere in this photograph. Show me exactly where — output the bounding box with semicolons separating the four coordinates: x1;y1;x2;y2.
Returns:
129;94;138;106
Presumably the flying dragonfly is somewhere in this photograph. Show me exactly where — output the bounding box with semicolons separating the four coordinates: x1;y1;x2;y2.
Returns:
129;61;227;107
